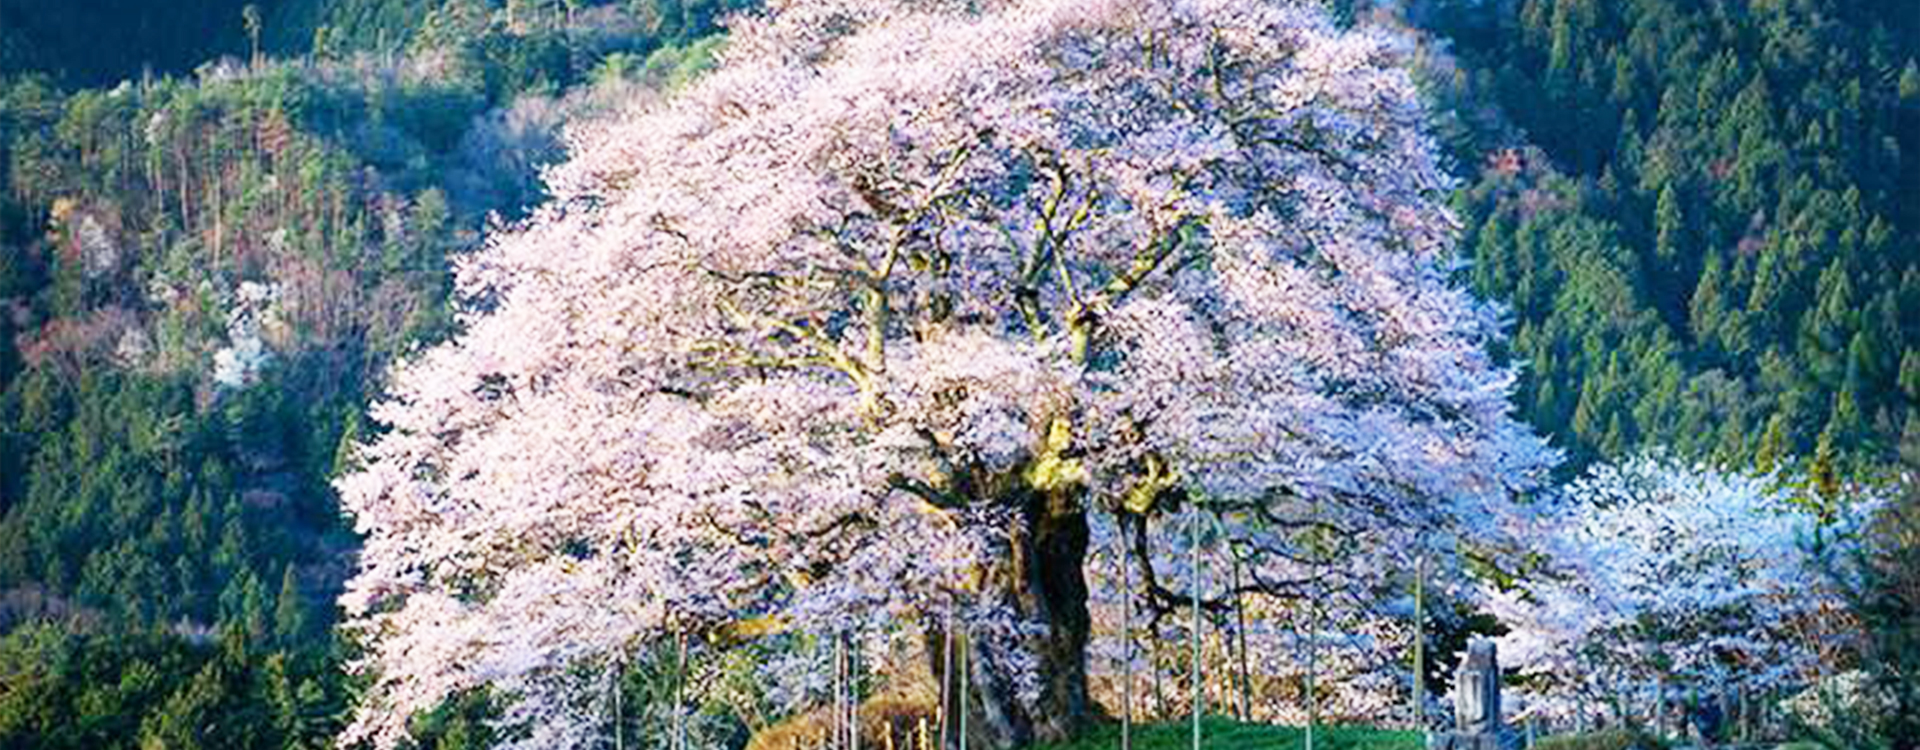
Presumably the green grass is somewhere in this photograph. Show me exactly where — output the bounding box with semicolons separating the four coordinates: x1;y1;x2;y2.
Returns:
1531;729;1648;750
1029;717;1421;750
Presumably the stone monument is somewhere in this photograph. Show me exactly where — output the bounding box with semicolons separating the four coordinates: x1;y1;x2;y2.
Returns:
1686;688;1726;748
1429;639;1513;750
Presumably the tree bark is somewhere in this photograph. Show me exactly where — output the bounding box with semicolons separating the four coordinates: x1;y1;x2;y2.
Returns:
929;486;1092;749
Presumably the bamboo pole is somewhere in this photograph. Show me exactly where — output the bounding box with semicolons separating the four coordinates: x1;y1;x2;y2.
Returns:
1117;524;1133;750
1738;685;1749;743
675;631;688;750
836;633;848;750
1306;610;1317;750
1231;543;1251;723
940;608;953;750
1306;500;1321;750
1413;553;1426;738
1190;509;1203;750
958;624;968;750
851;633;861;750
1655;676;1665;740
1153;638;1166;720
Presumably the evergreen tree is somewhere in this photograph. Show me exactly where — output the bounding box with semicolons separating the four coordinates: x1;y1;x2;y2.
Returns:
1434;0;1919;472
273;564;306;645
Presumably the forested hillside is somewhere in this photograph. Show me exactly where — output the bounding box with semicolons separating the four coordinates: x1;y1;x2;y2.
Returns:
0;1;733;746
1420;0;1920;471
0;0;750;89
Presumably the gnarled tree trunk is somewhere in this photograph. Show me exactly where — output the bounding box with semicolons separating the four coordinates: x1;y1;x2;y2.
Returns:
930;486;1093;749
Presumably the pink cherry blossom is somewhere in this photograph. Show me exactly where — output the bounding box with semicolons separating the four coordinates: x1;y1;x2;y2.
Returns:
337;0;1555;745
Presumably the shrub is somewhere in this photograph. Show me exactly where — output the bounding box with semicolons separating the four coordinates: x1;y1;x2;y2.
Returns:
746;693;939;750
1533;728;1662;750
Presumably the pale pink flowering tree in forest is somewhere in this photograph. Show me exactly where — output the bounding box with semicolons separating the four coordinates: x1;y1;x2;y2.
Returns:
335;0;1557;745
1487;455;1873;725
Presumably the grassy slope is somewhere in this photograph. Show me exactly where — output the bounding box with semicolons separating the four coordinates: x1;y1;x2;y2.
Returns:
1031;718;1421;750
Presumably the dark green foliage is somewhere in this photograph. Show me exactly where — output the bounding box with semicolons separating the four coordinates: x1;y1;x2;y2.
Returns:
0;622;344;749
268;0;446;59
0;0;252;86
273;565;308;645
0;60;489;668
270;0;749;101
1429;0;1920;472
407;689;501;750
1;371;237;626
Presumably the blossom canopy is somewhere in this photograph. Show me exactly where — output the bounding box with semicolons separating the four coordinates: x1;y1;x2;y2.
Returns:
336;0;1556;745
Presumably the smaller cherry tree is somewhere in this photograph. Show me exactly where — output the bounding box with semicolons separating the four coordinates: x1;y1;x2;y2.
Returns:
1487;454;1873;723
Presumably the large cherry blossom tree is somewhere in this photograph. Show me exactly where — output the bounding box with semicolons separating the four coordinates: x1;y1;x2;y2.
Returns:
335;0;1555;745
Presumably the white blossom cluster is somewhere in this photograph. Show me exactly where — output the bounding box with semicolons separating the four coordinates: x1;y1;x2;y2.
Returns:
1780;669;1895;736
336;0;1554;744
212;280;280;389
1488;454;1874;722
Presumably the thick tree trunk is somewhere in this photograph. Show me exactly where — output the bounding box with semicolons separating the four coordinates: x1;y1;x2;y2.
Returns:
930;487;1092;749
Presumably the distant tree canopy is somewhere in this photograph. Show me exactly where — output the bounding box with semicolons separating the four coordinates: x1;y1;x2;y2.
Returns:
1425;0;1920;472
0;0;254;86
0;0;753;91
